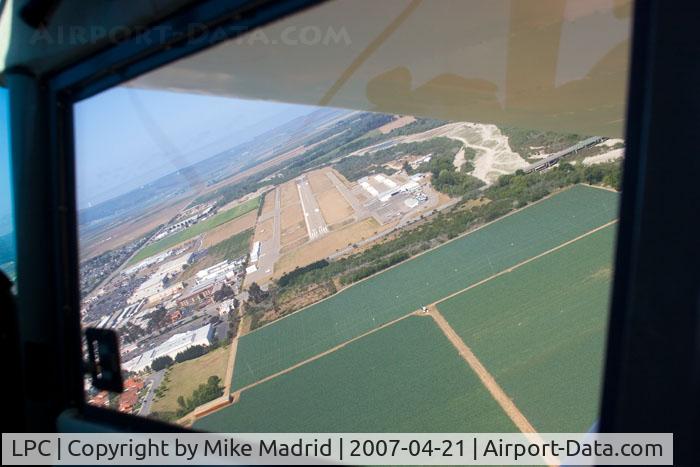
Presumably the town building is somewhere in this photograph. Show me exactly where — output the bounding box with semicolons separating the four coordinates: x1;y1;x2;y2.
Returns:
122;324;214;372
194;258;245;284
176;279;217;307
250;241;261;262
128;254;191;304
118;378;144;413
147;282;184;304
217;298;236;317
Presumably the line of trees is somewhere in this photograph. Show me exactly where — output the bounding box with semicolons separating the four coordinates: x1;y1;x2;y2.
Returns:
175;375;224;417
339;251;410;285
278;259;329;288
174;345;208;363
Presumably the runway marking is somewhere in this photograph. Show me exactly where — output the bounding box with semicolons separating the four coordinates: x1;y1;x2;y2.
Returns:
297;178;329;241
296;181;314;239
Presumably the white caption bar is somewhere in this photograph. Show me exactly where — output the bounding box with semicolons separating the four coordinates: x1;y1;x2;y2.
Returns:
2;433;673;465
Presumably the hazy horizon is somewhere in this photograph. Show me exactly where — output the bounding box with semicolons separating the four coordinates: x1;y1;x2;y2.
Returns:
74;87;317;210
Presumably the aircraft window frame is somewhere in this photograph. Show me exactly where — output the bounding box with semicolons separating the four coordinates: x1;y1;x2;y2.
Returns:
42;0;329;430
7;0;696;444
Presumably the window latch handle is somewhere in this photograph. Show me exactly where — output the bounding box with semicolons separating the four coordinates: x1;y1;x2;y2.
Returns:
84;327;123;393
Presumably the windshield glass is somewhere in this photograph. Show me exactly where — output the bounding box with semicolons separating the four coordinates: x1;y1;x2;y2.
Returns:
74;0;629;432
0;87;15;284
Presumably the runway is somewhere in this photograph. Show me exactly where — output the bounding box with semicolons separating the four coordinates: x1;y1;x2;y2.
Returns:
296;175;329;241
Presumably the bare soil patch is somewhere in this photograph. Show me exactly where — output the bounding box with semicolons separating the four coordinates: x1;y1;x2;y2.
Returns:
378;115;416;134
202;210;257;248
307;169;335;193
316;189;354;225
274;218;383;277
252;218;274;243
260;190;276;217
279;181;300;209
280;203;307;248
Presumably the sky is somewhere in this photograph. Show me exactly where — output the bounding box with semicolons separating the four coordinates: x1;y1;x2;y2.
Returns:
74;87;316;209
0;88;12;236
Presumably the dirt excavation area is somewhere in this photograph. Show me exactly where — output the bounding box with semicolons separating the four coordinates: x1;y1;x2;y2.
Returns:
420;122;529;184
347;121;529;186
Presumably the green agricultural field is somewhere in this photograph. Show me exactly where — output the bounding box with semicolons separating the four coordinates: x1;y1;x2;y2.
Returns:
195;317;517;432
437;225;616;433
129;197;260;264
231;185;618;391
208;228;253;261
177;229;254;283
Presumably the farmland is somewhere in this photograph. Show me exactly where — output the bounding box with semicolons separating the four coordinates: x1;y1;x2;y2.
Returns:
129;197;260;264
195;317;517;432
231;185;618;391
437;225;615;433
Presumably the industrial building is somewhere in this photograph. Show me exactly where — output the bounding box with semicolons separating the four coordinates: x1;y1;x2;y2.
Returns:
128;254;191;304
176;279;217;307
122;324;214;372
194;257;245;284
250;241;261;262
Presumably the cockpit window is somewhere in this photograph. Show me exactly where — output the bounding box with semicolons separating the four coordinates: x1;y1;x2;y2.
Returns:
74;0;629;432
0;87;16;285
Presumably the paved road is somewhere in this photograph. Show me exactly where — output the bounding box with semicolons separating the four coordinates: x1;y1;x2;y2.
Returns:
139;369;165;416
296;175;328;241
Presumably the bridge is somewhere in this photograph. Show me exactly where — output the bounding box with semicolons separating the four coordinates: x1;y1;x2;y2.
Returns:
524;136;605;173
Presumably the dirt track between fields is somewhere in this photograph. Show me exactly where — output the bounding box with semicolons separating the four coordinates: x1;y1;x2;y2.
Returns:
428;307;559;466
427;307;536;433
224;315;251;393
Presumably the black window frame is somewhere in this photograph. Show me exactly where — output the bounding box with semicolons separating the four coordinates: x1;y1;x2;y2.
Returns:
8;0;326;432
6;0;699;457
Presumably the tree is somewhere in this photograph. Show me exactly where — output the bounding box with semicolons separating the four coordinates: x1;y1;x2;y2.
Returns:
146;306;167;333
174;374;224;417
174;345;208;363
213;283;234;302
151;355;173;371
121;322;146;344
207;375;221;387
248;282;268;304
